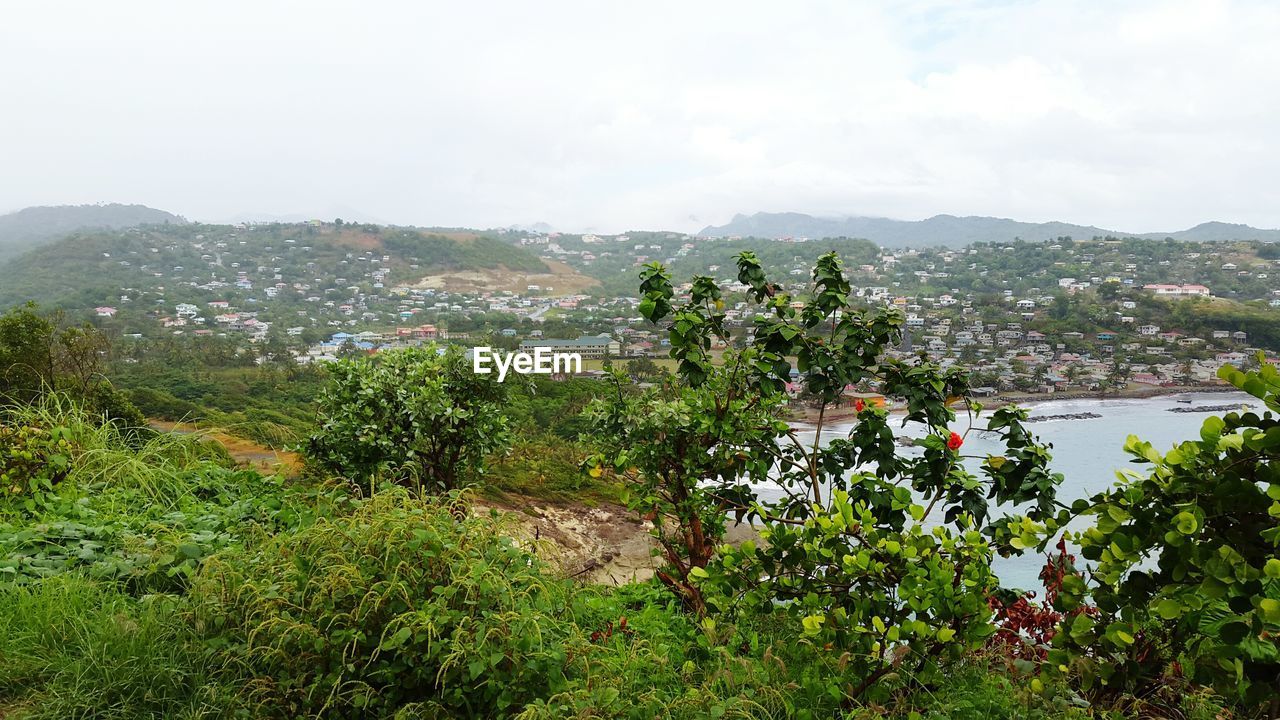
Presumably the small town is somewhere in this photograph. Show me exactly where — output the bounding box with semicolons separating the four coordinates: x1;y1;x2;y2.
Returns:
51;221;1277;407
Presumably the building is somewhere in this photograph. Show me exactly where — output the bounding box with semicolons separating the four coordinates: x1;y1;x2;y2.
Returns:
1142;283;1210;297
520;336;620;359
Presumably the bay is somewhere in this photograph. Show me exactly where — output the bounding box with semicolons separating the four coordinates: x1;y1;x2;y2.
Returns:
762;391;1259;590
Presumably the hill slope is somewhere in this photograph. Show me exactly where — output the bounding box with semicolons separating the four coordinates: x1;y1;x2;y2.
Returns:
0;222;552;315
0;203;187;261
700;212;1280;247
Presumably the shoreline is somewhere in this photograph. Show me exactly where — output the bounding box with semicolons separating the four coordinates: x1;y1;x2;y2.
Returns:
787;383;1239;425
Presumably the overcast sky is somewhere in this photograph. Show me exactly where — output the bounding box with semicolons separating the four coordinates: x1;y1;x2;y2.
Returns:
1;1;1277;233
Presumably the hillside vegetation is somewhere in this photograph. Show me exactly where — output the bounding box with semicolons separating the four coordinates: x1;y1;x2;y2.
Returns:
0;221;549;311
0;203;186;262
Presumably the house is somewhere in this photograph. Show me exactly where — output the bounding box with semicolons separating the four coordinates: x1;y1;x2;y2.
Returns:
842;390;887;409
1142;284;1210;297
1138;325;1160;336
95;306;117;317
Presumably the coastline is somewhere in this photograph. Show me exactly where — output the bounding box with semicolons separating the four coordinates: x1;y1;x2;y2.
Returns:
787;382;1239;425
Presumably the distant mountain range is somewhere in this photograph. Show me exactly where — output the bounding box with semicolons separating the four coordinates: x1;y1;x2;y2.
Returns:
0;204;187;261
699;212;1280;247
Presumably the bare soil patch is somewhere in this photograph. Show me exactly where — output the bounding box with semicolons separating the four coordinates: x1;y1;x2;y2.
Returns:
478;495;758;586
411;259;600;295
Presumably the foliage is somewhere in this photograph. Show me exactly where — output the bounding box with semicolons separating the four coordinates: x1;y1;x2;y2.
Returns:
625;251;1069;702
484;438;621;505
0;302;143;426
0;395;1245;718
0;421;72;500
188;490;581;718
0;576;230;719
586;354;787;613
1050;358;1280;707
306;345;513;493
0;396;336;592
0;467;333;592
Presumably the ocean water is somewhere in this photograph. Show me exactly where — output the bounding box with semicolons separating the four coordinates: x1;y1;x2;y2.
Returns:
761;391;1260;590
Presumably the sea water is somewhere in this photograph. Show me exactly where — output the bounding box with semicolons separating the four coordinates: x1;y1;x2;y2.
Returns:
765;391;1259;590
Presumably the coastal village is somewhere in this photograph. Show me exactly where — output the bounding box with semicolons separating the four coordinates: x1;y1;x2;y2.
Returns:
66;222;1278;405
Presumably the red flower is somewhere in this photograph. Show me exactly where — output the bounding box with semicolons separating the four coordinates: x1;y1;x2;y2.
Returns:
854;398;866;412
947;432;964;451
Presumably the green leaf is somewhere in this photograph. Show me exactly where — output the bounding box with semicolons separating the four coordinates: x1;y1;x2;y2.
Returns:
1260;598;1280;623
1173;511;1199;535
801;614;826;635
1155;598;1182;620
380;626;411;651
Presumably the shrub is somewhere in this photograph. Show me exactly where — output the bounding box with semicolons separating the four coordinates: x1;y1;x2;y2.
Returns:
621;252;1067;701
1050;359;1280;709
188;490;580;717
0;421;71;500
306;345;513;493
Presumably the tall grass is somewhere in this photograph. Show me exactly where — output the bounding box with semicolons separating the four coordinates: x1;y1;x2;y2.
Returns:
0;576;233;719
2;393;236;509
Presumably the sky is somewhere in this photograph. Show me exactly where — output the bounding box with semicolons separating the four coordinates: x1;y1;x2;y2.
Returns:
1;0;1278;234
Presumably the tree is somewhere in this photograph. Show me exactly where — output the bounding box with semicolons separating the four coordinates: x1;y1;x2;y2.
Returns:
621;252;1067;701
0;303;140;427
624;356;662;382
0;302;56;402
587;352;786;614
306;346;513;493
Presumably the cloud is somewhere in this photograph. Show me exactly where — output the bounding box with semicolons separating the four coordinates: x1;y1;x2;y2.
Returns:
0;0;1276;233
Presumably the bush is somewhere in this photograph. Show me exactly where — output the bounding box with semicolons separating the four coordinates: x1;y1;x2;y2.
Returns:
126;386;204;421
0;421;71;500
306;346;513;493
1050;359;1280;709
188;490;581;717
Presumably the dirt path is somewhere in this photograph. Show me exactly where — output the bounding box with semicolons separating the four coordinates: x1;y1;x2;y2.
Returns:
148;420;302;475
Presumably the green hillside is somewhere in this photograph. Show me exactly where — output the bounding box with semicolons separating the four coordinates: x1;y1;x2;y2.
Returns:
0;221;548;314
0;203;187;261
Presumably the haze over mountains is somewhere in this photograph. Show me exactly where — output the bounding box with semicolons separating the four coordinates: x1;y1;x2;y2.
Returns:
699;212;1280;247
0;204;187;260
3;204;1279;270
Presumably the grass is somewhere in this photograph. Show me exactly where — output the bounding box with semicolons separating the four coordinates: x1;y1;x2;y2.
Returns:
0;576;230;719
2;393;233;510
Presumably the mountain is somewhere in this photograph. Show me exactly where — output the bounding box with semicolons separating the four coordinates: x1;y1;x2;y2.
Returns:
1151;221;1280;243
0;204;187;261
699;212;1280;247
